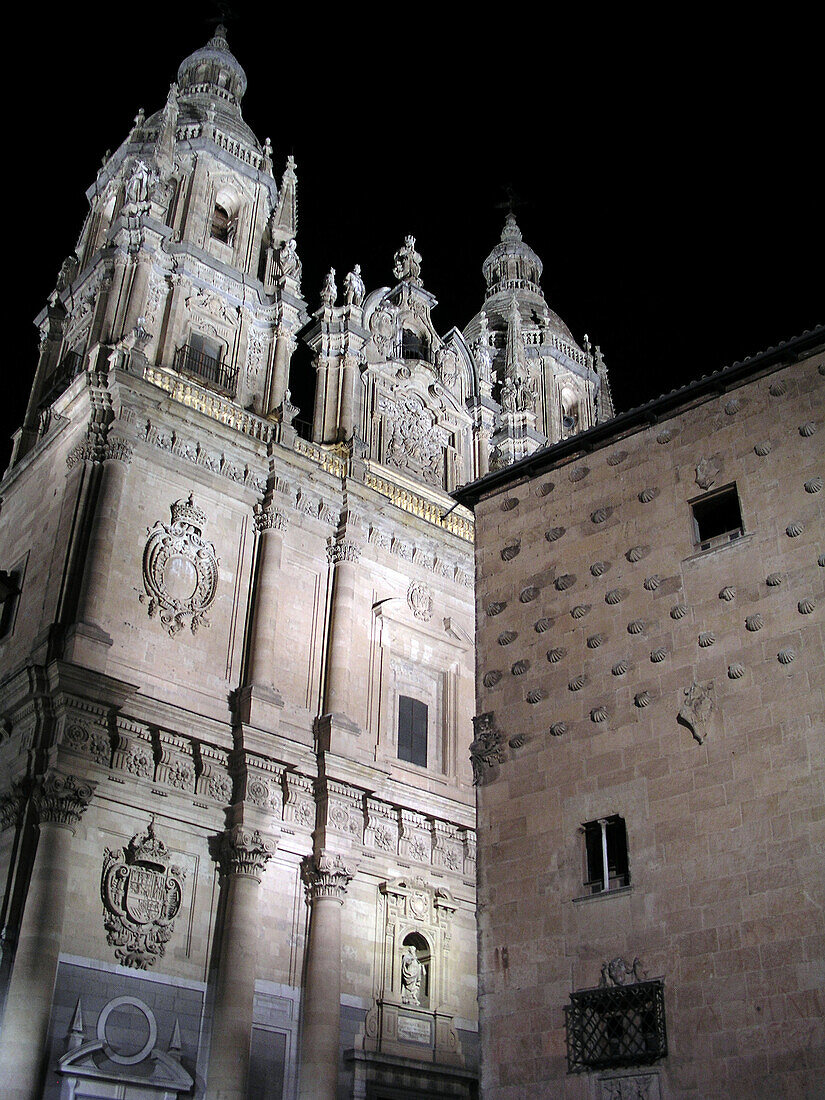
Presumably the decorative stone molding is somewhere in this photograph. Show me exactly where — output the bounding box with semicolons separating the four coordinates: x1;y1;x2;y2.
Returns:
141;415;269;488
302;851;355;903
470;712;506;784
365;798;400;854
282;772;315;829
139;495;219;636
101;819;185;968
221;825;276;880
695;456;721;489
33;771;96;829
678;680;717;744
327;538;362;565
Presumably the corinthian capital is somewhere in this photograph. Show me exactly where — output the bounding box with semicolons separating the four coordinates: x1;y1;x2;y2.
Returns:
326;539;361;566
254;504;288;533
32;772;96;830
302;850;356;904
221;825;276;880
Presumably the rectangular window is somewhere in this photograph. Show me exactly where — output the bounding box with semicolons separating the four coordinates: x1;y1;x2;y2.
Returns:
565;979;667;1072
690;483;743;549
0;558;26;640
398;695;428;768
583;816;629;894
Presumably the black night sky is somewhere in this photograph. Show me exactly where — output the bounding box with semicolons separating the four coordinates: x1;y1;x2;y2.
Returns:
6;6;821;472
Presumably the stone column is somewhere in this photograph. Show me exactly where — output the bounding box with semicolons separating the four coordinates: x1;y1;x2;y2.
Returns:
312;356;329;442
323;540;361;718
0;773;95;1100
298;852;355;1100
269;325;294;414
338;353;358;441
246;505;288;686
206;825;276;1100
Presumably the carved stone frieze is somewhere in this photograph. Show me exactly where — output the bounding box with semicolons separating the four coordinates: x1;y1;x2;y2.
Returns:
470;712;506;784
382;392;444;486
111;717;154;778
139;495;219;636
399;809;432;864
282;772;315;829
221;825;276;879
141;419;267;491
33;771;96;829
365;798;400;854
101;819;184;968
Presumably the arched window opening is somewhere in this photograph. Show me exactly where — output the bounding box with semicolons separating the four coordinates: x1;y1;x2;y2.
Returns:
400;932;431;1007
399;328;429;363
561;387;580;434
211;203;231;243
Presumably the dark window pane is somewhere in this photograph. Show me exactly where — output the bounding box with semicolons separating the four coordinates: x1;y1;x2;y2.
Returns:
398;695;427;768
692;485;743;545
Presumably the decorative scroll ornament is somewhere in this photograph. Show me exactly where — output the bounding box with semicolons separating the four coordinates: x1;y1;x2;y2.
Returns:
140;495;218;636
101;820;185;969
407;581;434;621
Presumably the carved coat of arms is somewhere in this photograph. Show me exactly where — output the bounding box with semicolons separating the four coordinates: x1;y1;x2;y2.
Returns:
140;494;218;635
101;820;185;969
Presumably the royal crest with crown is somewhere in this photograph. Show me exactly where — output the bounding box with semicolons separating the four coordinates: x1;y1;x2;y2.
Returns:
101;820;186;969
139;494;219;636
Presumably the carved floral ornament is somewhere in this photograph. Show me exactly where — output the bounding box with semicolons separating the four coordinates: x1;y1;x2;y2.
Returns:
101;819;185;969
139;495;219;636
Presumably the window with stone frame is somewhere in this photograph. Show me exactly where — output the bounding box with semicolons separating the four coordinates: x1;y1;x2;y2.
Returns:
565;977;667;1073
397;694;428;768
582;815;629;895
0;555;27;640
690;483;743;549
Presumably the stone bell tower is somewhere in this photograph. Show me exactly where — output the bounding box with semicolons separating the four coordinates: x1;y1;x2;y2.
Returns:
464;213;614;468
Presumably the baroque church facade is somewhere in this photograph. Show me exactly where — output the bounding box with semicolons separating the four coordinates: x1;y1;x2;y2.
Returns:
0;27;612;1100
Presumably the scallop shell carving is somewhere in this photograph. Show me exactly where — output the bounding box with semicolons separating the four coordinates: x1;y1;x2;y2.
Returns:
569;465;590;483
638;488;658;504
501;496;519;511
745;614;764;632
547;647;567;663
635;691;651;708
482;670;502;688
766;573;782;586
754;441;772;456
627;620;646;635
670;604;688;620
591;507;613;524
798;598;815;615
819;555;825;568
698;631;716;648
612;660;629;676
769;378;788;396
587;634;605;649
605;588;626;605
626;545;649;563
644;575;661;592
508;734;526;748
650;647;667;663
549;722;567;737
786;522;804;538
799;422;818;438
511;659;530;676
568;675;587;692
724;398;740;415
656;430;672;444
538;480;555;496
571;604;591;619
519;586;539;603
804;477;823;494
607;450;628;466
498;630;518;646
534;617;554;633
777;648;796;665
526;689;547;705
590;706;608;723
545;526;566;542
555;574;577;591
590;561;610;577
727;663;745;679
719;586;736;601
486;601;507;616
501;542;521;561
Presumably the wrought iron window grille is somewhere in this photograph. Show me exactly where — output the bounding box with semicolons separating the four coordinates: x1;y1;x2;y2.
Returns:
565;979;667;1074
174;343;239;397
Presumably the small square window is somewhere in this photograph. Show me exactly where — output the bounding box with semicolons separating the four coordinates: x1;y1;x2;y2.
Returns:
398;695;428;768
690;484;743;549
583;816;629;894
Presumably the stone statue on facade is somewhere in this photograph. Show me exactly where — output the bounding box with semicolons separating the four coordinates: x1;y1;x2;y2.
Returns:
275;238;302;286
321;267;337;307
401;945;424;1004
344;264;365;306
392;235;422;285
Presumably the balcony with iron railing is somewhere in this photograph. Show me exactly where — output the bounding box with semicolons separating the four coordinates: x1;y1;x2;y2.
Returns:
174;343;239;398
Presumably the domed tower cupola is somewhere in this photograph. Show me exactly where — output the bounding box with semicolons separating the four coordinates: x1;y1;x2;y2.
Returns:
177;24;248;107
482;214;543;300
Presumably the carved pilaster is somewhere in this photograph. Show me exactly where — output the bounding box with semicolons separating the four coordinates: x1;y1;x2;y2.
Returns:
302;850;355;904
32;772;96;830
221;825;276;880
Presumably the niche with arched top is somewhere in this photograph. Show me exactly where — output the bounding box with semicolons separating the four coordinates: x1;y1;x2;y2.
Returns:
400;931;431;1007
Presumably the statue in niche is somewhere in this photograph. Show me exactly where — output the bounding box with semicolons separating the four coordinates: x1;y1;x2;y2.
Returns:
393;235;422;284
401;945;424;1005
343;264;365;306
275;238;302;286
125;159;153;206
